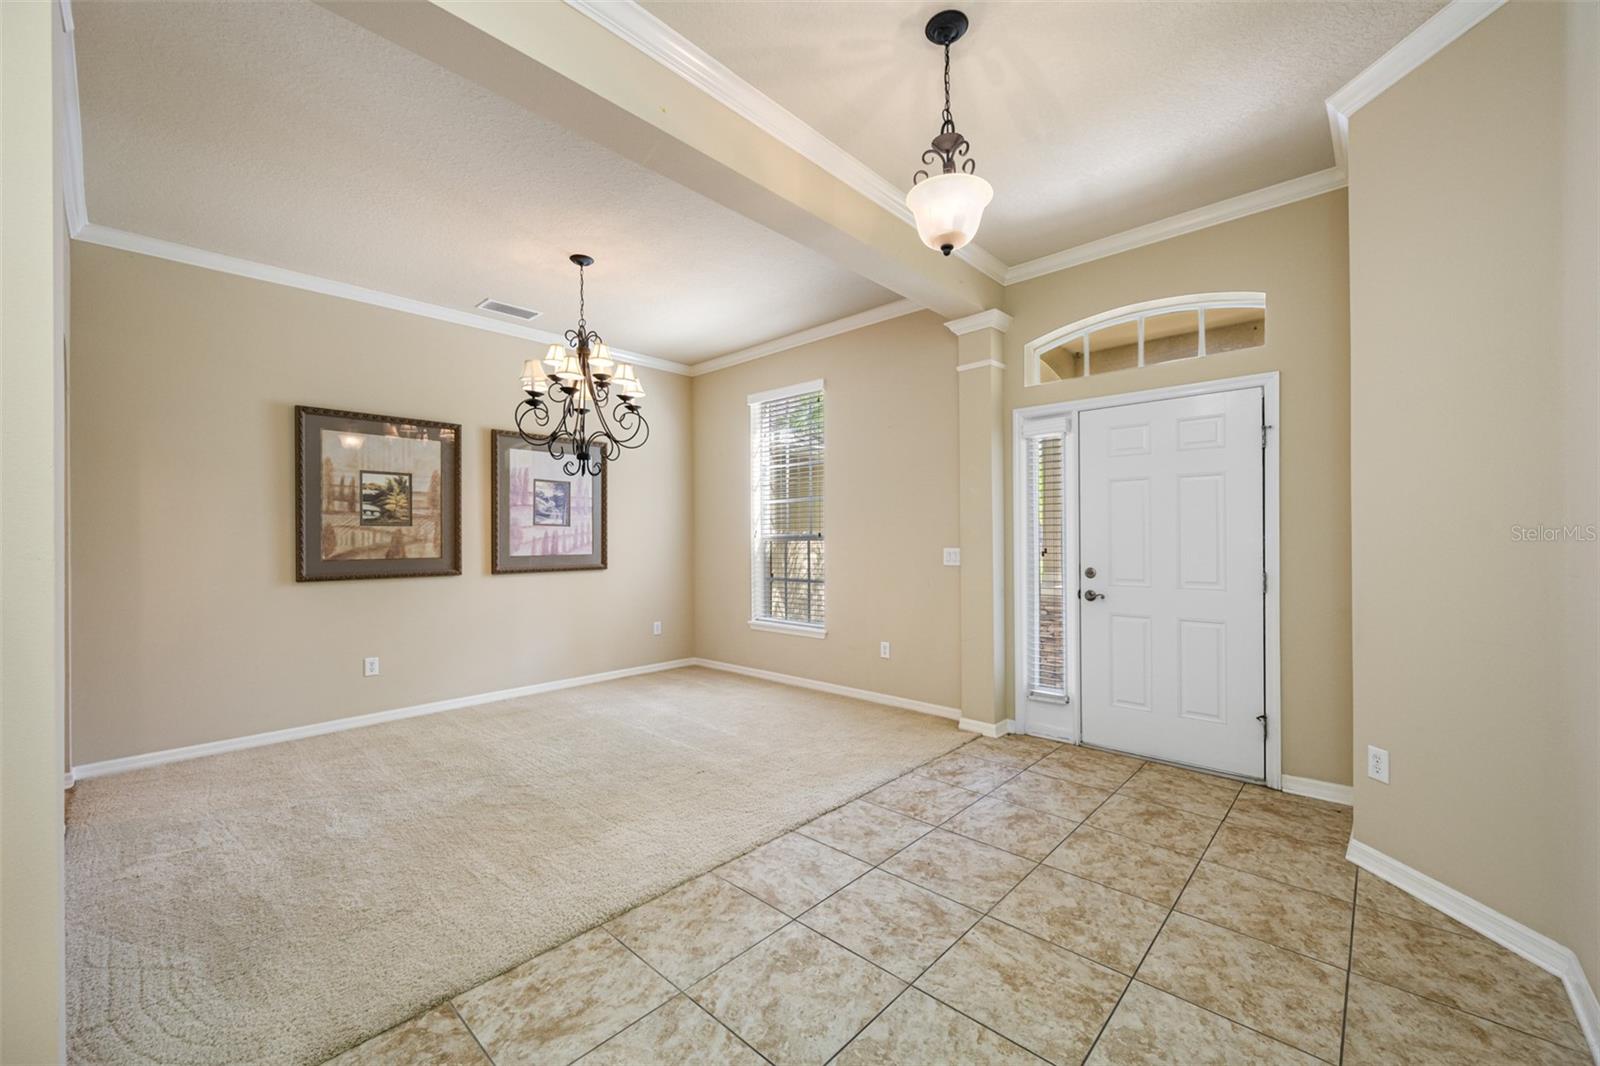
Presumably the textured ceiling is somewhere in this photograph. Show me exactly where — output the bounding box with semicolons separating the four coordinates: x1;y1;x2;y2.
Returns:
72;0;897;363
644;0;1443;265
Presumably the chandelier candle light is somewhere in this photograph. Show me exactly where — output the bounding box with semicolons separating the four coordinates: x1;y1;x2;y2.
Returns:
516;254;647;477
906;9;993;257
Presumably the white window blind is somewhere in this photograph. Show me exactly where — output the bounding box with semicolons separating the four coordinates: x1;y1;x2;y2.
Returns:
750;384;825;629
1025;433;1066;695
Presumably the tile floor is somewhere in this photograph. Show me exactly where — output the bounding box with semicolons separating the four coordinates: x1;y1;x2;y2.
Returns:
330;736;1590;1066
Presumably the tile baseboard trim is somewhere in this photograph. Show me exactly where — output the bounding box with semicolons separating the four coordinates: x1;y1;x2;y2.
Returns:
1347;836;1600;1062
686;658;960;722
70;658;699;781
1281;775;1354;806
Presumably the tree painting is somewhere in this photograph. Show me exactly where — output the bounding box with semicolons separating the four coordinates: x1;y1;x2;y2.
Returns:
360;471;413;526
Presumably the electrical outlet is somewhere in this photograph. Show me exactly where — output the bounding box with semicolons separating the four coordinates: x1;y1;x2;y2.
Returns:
943;547;961;566
652;621;662;635
1367;745;1389;783
880;641;891;659
363;656;380;677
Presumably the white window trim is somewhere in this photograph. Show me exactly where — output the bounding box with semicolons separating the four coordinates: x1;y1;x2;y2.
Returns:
1023;292;1266;386
749;379;826;635
748;378;826;406
748;618;827;638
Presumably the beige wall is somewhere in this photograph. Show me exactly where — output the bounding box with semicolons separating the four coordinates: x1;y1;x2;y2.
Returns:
1001;191;1354;785
1349;0;1599;979
1;0;68;1056
69;243;694;765
691;312;963;711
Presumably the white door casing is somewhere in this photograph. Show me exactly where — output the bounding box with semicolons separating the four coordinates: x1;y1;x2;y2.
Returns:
1077;387;1266;778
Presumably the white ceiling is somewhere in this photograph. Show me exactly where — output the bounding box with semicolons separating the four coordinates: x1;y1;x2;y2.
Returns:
72;0;898;364
643;0;1443;265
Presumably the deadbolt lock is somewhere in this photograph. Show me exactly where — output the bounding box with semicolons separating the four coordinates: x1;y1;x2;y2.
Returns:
1083;566;1096;578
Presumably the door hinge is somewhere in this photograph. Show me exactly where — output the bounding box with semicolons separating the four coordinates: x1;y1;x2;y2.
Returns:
1258;713;1268;738
1262;570;1268;594
1261;424;1273;448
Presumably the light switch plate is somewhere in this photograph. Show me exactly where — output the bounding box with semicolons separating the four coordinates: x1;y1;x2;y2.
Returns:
943;548;961;566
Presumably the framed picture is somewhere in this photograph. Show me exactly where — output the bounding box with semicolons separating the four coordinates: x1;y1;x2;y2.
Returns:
295;406;461;581
492;430;607;573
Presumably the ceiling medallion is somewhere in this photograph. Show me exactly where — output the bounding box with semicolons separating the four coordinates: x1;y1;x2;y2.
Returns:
515;254;647;477
906;9;993;257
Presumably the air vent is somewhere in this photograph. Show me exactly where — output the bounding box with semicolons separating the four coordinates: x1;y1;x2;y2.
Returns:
476;298;541;321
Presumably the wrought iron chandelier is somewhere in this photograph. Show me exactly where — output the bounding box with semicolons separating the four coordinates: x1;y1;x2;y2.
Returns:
516;254;647;477
906;9;993;257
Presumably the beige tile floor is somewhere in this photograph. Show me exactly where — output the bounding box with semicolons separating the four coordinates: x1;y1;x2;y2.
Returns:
330;736;1590;1066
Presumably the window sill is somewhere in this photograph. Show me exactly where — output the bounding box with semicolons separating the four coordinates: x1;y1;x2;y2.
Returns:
749;619;827;639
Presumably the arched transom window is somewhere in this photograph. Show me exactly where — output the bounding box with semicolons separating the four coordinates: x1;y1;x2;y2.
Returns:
1024;293;1266;386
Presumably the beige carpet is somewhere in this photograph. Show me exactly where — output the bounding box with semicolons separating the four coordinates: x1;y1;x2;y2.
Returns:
65;666;967;1065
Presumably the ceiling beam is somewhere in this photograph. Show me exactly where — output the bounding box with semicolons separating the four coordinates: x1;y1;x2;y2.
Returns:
321;0;1002;319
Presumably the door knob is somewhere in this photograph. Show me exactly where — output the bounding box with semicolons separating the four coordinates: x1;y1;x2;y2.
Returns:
1084;589;1106;602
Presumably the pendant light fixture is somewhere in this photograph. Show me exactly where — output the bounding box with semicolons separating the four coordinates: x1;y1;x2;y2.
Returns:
515;254;647;477
906;9;993;257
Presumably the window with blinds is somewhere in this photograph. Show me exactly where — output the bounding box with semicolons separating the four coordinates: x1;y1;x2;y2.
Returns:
1025;433;1066;696
750;383;825;630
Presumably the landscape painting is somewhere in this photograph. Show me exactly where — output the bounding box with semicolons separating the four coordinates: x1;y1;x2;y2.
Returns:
492;431;606;573
296;407;461;581
532;479;570;527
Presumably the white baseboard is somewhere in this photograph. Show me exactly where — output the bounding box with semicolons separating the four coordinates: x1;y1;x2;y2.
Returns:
959;717;1014;738
686;658;960;722
71;658;697;781
63;770;75;790
1281;775;1354;806
1347;837;1600;1061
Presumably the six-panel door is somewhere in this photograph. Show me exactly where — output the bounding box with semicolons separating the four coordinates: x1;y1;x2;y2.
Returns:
1077;387;1266;779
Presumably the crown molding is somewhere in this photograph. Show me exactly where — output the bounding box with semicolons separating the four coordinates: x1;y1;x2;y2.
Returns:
944;309;1013;336
1324;0;1505;170
55;11;695;375
689;298;921;378
72;224;693;376
1004;168;1347;285
563;0;1007;285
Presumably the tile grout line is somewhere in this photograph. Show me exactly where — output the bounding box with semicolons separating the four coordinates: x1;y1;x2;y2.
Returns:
1095;782;1363;1065
443;737;983;1066
1080;777;1250;1064
597;928;778;1066
445;741;1361;1066
773;742;1073;1060
446;1002;497;1066
883;752;1146;1063
1338;872;1359;1064
1343;956;1592;1056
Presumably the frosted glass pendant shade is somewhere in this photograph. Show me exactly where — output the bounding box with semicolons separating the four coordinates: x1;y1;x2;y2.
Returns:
906;172;993;256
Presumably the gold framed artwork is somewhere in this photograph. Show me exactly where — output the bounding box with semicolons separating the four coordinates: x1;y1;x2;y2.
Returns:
295;406;461;581
491;430;607;573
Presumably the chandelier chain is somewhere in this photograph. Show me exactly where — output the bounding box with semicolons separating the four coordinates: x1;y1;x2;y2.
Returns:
942;42;953;129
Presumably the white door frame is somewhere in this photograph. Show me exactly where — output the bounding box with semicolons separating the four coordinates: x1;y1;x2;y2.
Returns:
1012;371;1282;788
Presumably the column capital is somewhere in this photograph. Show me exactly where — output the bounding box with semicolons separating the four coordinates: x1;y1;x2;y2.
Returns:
943;309;1013;336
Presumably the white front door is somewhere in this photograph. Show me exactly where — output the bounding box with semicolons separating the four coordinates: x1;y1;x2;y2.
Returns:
1078;387;1265;778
